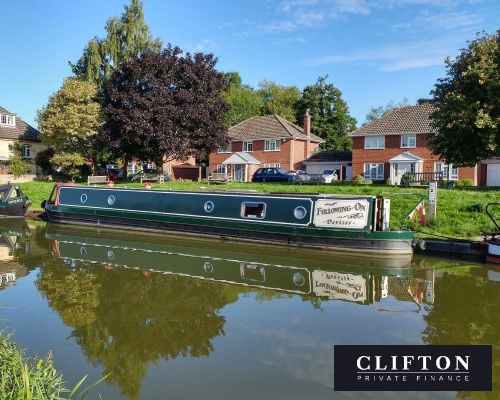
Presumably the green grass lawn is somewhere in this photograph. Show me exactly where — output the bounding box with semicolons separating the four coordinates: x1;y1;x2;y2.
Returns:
19;180;500;240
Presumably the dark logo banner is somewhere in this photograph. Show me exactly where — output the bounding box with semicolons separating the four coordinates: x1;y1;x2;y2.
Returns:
334;345;492;391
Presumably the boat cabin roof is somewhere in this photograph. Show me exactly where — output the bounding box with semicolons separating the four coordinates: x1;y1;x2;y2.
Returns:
0;185;22;201
57;184;376;199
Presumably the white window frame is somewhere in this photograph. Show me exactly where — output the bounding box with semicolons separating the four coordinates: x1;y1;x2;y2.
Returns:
264;139;281;152
364;136;385;149
215;164;227;174
0;114;15;127
21;144;31;159
364;163;384;180
434;162;459;180
401;133;416;148
243;141;253;152
264;163;281;168
217;144;231;153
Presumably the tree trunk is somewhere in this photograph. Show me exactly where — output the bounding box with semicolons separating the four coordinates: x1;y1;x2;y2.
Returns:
122;159;128;181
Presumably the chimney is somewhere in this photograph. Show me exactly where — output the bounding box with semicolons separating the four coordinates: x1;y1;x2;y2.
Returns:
303;109;311;137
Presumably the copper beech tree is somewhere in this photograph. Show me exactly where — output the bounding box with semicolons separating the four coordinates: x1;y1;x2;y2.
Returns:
101;45;229;176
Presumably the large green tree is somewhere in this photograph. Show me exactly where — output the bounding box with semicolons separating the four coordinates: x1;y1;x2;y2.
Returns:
429;30;500;166
258;79;301;123
221;72;263;127
295;76;356;150
71;0;162;87
101;46;229;177
37;77;102;169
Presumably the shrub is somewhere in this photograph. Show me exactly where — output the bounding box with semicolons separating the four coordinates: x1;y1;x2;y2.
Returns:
385;178;392;186
7;155;30;178
352;175;365;185
455;179;474;187
50;153;85;182
35;148;55;175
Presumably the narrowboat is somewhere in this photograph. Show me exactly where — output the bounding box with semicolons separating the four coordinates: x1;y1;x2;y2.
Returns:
45;224;415;303
0;184;31;217
42;184;416;255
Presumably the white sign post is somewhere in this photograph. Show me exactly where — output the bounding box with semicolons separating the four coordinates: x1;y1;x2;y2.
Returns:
428;182;437;220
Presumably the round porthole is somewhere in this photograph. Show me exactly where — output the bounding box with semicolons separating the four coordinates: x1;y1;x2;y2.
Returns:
80;246;87;256
293;206;307;220
107;250;115;260
80;193;87;204
203;261;214;273
107;195;115;206
203;201;215;213
292;272;306;287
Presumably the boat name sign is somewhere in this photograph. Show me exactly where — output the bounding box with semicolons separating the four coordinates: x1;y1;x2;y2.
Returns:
313;199;370;229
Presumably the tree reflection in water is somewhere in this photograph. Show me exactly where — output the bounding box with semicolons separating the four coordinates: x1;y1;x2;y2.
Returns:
36;259;245;399
422;271;500;400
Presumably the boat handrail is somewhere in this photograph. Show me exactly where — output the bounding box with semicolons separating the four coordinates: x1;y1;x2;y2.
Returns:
485;202;500;234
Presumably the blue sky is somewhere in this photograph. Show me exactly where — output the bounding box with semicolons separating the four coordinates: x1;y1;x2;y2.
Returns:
1;0;498;127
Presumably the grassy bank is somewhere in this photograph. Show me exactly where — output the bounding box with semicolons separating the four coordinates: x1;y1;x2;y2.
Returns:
0;332;106;399
18;181;499;240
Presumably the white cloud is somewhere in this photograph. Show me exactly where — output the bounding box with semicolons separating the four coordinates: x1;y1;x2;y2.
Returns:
392;10;484;31
305;39;456;71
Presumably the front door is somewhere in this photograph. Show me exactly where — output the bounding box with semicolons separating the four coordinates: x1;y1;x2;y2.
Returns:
234;164;244;181
395;162;414;185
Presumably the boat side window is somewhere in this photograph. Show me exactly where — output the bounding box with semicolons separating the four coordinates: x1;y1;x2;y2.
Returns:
241;202;266;219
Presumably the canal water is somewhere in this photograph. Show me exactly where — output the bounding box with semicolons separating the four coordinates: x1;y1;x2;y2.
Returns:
0;219;498;399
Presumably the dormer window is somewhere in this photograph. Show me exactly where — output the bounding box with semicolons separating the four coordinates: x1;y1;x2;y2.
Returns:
0;114;15;127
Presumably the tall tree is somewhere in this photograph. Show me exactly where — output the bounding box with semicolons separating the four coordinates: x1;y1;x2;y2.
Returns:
429;30;500;166
221;72;263;127
258;79;301;123
295;76;356;150
101;46;229;177
363;98;409;125
71;0;162;87
37;77;103;170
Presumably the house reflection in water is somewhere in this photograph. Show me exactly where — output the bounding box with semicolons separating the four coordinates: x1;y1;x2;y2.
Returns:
0;219;33;289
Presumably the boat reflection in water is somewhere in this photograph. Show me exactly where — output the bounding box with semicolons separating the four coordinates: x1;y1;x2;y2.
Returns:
45;224;433;306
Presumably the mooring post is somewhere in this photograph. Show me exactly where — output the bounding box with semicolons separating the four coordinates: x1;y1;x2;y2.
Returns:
428;181;437;220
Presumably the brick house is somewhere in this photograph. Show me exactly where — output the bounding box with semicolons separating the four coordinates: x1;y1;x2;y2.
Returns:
0;106;47;176
348;104;478;185
208;112;322;182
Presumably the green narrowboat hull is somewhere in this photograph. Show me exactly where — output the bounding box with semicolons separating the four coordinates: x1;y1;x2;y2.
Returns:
45;224;415;304
44;185;415;255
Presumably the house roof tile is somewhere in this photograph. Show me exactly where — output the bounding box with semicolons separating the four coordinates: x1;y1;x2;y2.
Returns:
0;106;42;142
228;115;323;143
348;104;436;137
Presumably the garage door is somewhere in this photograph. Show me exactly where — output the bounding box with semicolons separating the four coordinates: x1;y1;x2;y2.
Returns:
486;164;500;186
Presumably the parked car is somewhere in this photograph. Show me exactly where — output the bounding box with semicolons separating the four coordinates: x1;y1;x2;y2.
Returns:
322;169;339;184
287;170;303;175
106;168;124;182
293;170;314;183
129;169;171;182
252;168;294;183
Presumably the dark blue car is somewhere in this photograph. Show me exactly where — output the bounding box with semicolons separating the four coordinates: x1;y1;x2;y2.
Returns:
252;168;294;183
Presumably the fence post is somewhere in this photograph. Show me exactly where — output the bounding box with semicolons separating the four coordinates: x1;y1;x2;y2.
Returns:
428;181;437;220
